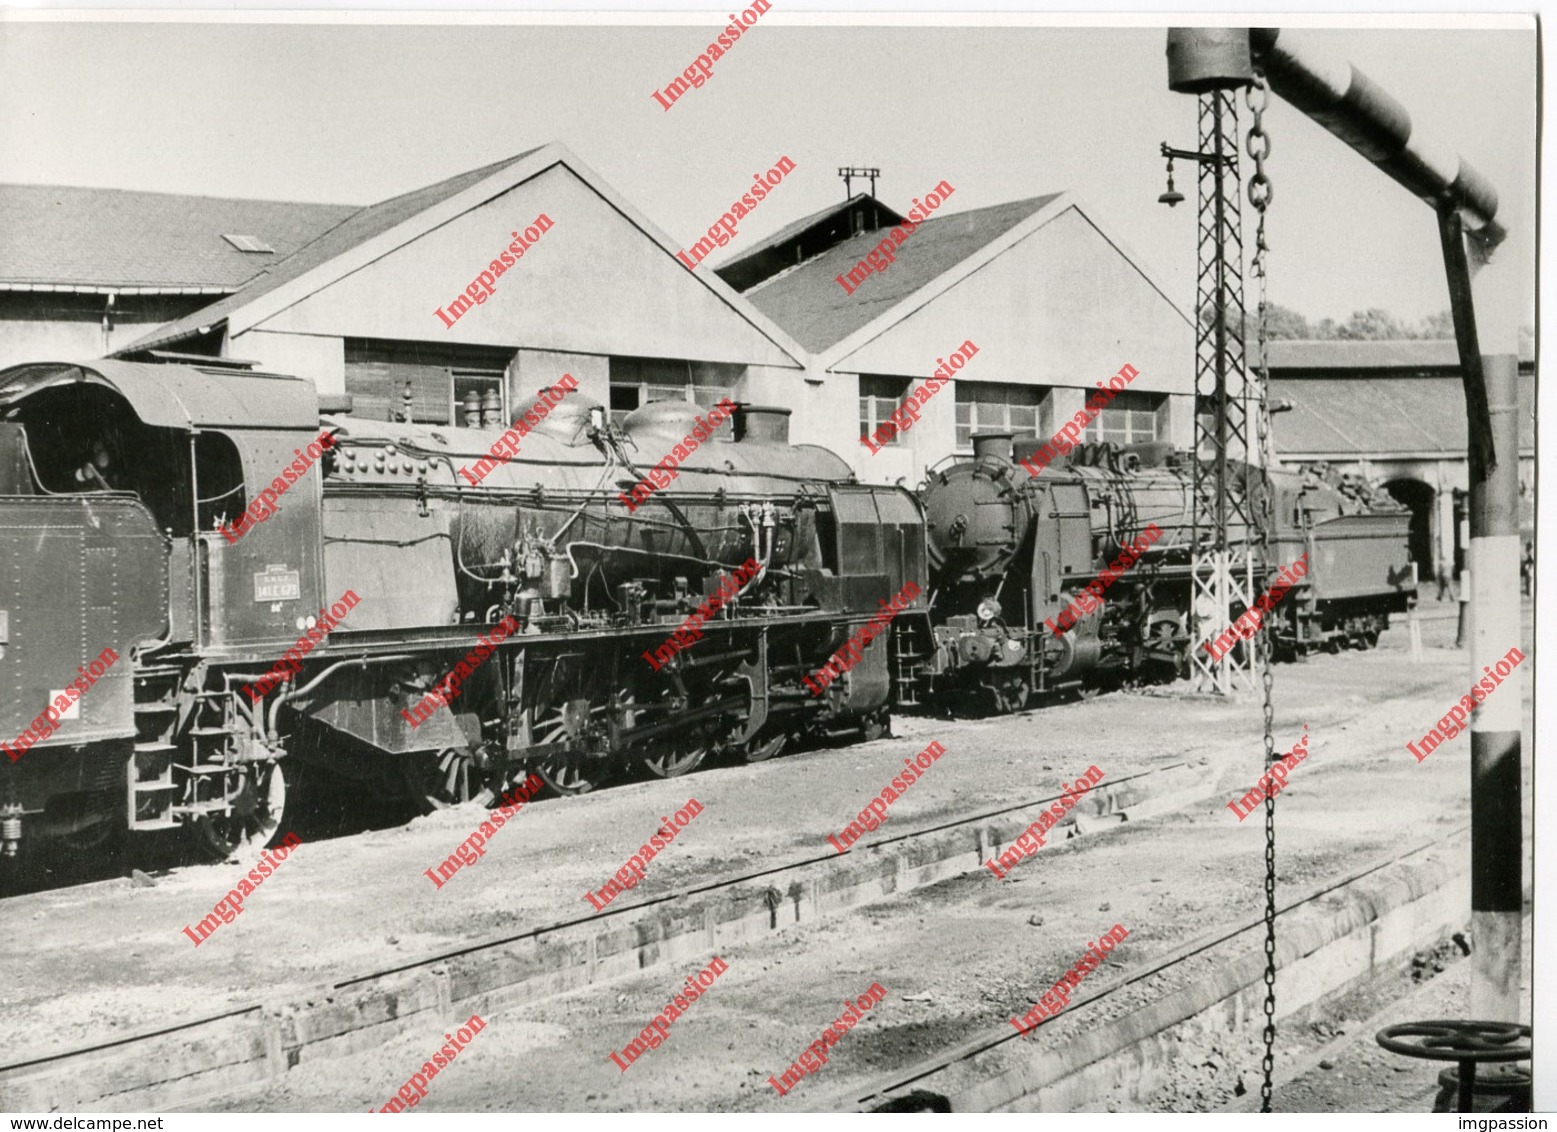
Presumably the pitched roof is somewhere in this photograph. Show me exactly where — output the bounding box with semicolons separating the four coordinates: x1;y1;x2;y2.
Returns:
1257;336;1536;371
712;193;904;290
1270;375;1535;456
739;193;1064;355
120;150;543;353
0;184;356;291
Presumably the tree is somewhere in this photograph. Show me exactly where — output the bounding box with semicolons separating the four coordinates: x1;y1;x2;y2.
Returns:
1259;303;1313;339
1335;308;1411;340
1198;302;1312;342
1199;304;1463;342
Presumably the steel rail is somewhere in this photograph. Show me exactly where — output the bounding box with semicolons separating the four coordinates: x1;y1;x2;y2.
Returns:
851;826;1471;1110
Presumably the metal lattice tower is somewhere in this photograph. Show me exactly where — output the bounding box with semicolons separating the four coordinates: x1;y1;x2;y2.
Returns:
1188;90;1259;694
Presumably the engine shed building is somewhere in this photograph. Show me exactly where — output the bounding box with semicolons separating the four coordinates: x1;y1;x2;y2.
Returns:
714;191;1196;484
0;184;353;369
114;143;807;431
1263;338;1537;587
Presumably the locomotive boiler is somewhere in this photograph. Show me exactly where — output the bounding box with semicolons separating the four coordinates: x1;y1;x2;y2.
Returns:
912;433;1416;712
0;357;926;866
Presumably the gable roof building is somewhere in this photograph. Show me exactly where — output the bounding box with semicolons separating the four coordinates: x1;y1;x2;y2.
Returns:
1256;337;1537;581
713;193;905;295
120;152;545;357
718;185;1194;483
113;143;806;429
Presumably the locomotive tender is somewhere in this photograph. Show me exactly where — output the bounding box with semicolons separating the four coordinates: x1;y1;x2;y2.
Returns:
0;355;1413;869
0;357;924;863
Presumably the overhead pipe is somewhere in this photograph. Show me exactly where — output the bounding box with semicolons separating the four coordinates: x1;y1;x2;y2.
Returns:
1245;28;1505;247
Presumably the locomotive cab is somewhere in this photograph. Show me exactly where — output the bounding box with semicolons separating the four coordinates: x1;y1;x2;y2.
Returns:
0;360;327;650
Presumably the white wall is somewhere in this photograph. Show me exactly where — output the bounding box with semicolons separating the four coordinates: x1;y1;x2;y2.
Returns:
250;164;801;372
234;330;345;394
0;315;185;370
814;205;1194;483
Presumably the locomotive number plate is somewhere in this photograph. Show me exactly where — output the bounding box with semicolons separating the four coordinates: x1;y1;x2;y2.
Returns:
254;565;301;603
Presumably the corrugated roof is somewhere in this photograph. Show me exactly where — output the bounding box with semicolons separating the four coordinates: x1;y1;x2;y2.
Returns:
1258;337;1535;370
741;193;1063;354
118;149;544;353
0;184;356;290
1271;375;1535;456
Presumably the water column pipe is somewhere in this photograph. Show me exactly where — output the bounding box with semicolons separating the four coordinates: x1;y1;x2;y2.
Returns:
1167;26;1523;1025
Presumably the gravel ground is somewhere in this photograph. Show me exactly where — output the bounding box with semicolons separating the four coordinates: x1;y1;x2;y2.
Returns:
4;600;1532;1113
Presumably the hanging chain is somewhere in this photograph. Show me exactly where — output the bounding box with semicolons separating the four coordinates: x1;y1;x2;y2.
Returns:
1246;69;1279;1115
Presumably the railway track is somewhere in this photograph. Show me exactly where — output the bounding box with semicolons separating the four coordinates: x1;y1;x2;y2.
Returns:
2;637;1503;1112
848;830;1477;1112
1;759;1215;1112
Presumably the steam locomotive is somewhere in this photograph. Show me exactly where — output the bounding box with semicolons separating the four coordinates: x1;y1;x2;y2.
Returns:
0;357;1410;869
910;432;1415;713
0;357;922;864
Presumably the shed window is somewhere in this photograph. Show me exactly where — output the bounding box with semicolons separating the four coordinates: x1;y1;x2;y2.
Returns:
859;375;910;446
609;356;736;435
1084;390;1165;445
452;371;507;428
955;382;1048;451
344;339;513;425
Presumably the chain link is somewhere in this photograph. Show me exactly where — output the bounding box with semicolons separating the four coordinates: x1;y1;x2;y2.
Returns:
1247;77;1274;229
1247;67;1280;1116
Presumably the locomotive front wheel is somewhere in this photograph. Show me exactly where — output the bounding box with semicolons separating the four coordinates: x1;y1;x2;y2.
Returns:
191;761;286;864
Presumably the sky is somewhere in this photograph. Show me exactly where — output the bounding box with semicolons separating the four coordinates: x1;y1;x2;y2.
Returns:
0;16;1536;326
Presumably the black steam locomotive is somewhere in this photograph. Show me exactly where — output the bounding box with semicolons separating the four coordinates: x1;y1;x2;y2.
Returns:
0;358;1410;869
0;357;923;865
910;432;1415;713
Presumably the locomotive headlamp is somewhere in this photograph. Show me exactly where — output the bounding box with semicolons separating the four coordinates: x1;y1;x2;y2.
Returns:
976;598;1002;623
306;615;317;629
295;616;306;631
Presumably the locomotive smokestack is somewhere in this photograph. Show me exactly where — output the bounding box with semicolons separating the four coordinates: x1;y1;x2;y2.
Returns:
737;405;791;445
971;432;1014;463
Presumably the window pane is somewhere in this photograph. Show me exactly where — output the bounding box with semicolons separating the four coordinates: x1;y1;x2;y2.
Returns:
643;382;685;404
861;375;909;399
954;381;1047;449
